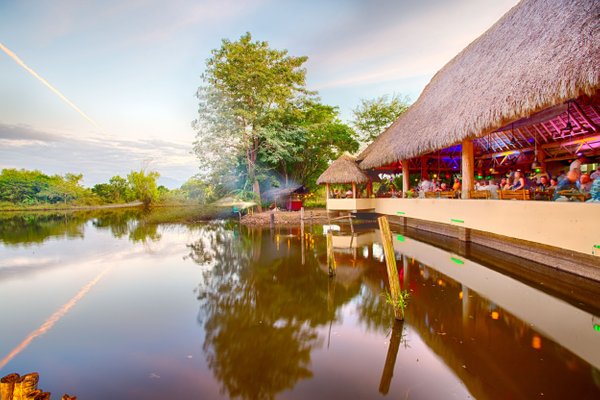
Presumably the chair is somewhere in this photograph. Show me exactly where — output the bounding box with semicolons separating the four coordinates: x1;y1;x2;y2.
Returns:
438;191;456;199
469;190;491;199
424;191;438;198
499;189;531;200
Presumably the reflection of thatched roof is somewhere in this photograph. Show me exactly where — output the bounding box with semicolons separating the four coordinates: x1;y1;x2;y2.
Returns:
359;0;600;168
316;154;369;184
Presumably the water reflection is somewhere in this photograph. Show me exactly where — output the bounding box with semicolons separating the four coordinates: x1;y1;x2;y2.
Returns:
0;210;599;399
189;223;600;399
0;209;162;247
188;223;360;399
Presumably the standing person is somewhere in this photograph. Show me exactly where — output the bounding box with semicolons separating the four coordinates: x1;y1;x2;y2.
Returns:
569;155;586;178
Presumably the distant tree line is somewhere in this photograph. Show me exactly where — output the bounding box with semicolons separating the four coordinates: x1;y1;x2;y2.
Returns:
0;168;215;208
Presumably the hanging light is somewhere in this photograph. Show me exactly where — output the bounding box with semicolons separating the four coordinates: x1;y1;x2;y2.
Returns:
561;101;574;135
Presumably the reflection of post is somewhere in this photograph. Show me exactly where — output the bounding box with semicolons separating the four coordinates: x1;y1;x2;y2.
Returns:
379;319;404;394
327;277;337;349
301;213;305;265
327;232;336;276
462;285;470;327
378;216;403;320
402;255;409;287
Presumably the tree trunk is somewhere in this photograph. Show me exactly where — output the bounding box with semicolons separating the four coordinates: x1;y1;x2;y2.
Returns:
247;149;263;212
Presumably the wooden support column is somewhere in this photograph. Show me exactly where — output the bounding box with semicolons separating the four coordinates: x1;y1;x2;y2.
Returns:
402;160;410;198
366;180;373;197
325;183;330;200
461;139;474;199
352;182;357;199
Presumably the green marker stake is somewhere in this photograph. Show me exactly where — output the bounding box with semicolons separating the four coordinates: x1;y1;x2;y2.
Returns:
450;219;464;224
397;211;406;215
594;324;600;332
397;235;405;242
594;245;600;249
450;257;464;265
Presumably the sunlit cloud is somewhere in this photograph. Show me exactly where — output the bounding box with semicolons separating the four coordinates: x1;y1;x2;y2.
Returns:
0;42;103;132
0;266;112;370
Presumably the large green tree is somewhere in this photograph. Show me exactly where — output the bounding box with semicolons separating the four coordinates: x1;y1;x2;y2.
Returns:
259;100;359;189
193;33;309;209
352;94;410;144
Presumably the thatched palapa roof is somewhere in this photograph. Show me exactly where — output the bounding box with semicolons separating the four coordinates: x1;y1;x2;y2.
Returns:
316;154;369;184
359;0;600;169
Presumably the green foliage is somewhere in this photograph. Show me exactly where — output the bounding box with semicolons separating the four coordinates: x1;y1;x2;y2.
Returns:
127;170;160;206
0;169;98;206
383;289;410;317
352;94;410;144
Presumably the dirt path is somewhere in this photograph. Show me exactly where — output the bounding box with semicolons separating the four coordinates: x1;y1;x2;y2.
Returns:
240;208;330;226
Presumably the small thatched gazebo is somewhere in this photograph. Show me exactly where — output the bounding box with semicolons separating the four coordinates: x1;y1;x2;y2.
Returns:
317;154;370;198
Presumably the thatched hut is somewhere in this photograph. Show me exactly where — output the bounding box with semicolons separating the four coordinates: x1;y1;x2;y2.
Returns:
317;154;370;198
358;0;600;172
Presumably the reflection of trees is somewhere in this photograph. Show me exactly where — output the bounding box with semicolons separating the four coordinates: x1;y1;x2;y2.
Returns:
0;212;87;246
188;224;360;400
0;209;166;246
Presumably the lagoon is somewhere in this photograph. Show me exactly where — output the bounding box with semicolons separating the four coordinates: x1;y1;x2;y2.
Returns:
0;209;599;399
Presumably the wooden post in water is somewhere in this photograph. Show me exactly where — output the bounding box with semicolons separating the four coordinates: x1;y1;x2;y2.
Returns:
269;211;275;230
300;207;305;231
327;232;336;276
379;319;404;394
377;216;403;320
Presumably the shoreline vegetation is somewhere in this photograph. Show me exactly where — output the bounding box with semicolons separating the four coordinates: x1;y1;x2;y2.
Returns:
0;201;329;227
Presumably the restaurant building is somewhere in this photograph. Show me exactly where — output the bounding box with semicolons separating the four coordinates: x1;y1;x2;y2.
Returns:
320;0;600;279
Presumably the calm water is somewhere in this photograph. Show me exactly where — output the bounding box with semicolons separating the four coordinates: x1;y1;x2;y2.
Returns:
0;209;599;399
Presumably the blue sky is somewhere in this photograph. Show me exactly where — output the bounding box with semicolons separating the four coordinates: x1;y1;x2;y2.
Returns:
0;0;519;188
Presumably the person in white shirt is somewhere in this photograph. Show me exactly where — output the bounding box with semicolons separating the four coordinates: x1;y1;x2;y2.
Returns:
569;156;585;178
590;166;600;181
486;180;499;199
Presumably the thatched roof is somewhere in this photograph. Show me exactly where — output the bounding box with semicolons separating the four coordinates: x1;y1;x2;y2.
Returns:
359;0;600;169
316;154;369;184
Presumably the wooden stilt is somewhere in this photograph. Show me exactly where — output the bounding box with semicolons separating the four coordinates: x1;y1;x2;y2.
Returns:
461;139;474;199
378;216;404;320
402;160;410;198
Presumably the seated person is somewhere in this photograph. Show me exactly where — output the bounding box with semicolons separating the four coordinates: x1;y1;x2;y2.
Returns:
345;189;353;198
486;180;499;199
435;182;449;192
580;174;593;193
590;166;600;181
587;179;600;202
553;171;579;200
419;175;434;192
537;176;550;191
452;178;461;192
548;178;558;190
510;170;528;190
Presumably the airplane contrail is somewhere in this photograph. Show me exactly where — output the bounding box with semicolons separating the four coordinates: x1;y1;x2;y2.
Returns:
0;266;112;370
0;41;103;131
